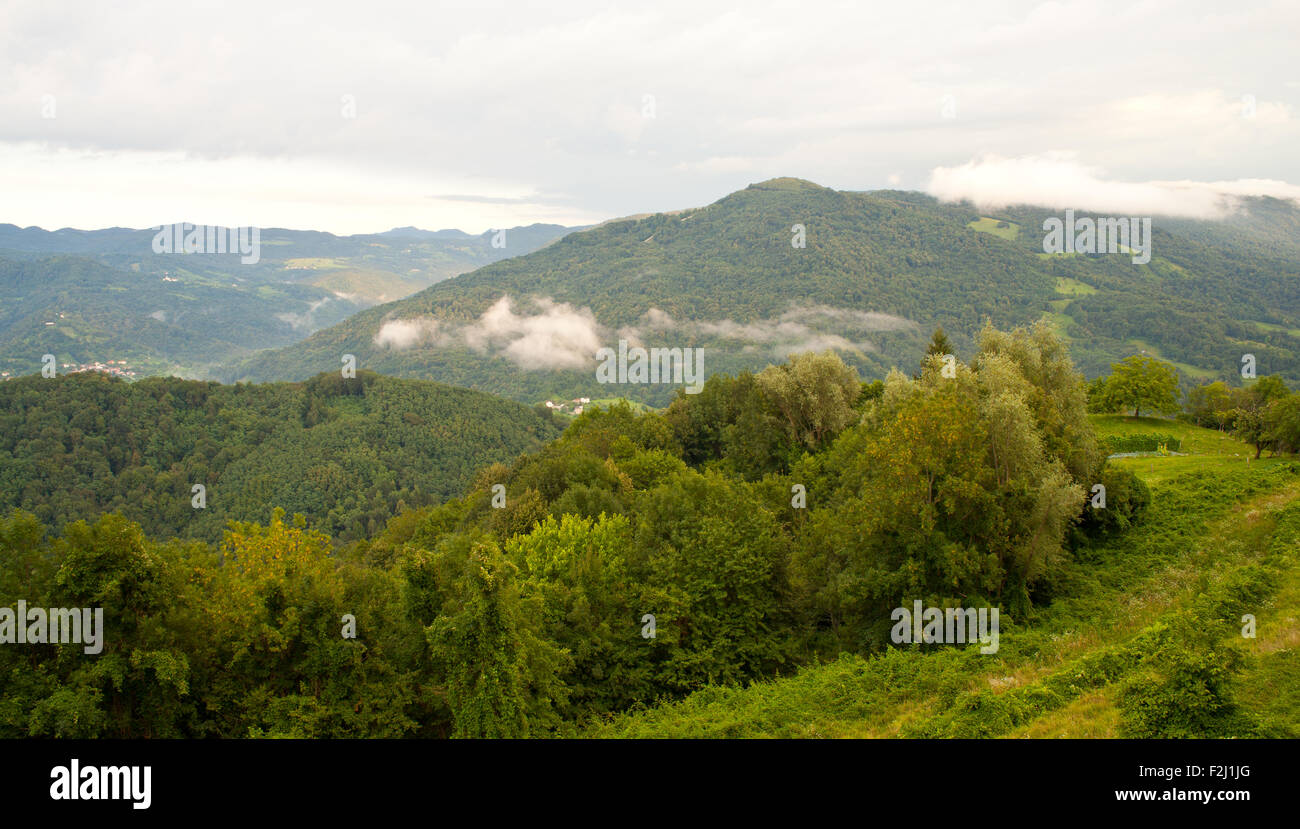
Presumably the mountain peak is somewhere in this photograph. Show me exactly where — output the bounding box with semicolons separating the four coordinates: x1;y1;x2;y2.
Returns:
745;177;830;192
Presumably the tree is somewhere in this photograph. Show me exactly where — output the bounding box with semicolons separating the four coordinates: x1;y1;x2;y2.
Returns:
925;326;954;359
1232;379;1293;458
1104;355;1180;418
1252;375;1291;404
1264;394;1300;455
1234;407;1269;459
426;541;535;738
1187;381;1234;429
755;351;861;450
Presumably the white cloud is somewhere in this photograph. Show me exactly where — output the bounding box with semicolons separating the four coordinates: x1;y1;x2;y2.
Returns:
374;318;441;350
462;296;604;370
926;153;1300;219
375;296;604;371
376;298;916;368
624;303;916;358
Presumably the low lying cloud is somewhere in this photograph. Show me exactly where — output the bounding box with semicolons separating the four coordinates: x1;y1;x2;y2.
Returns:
927;153;1300;219
625;304;918;359
276;297;337;332
375;297;918;368
463;296;603;370
374;317;441;349
374;295;603;371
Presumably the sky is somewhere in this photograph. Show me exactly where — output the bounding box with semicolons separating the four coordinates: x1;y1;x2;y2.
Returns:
2;0;1298;234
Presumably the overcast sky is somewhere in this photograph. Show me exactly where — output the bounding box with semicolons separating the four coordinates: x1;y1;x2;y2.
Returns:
2;0;1298;234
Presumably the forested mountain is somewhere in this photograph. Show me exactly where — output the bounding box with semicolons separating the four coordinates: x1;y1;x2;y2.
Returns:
0;370;559;543
227;178;1300;404
0;222;578;378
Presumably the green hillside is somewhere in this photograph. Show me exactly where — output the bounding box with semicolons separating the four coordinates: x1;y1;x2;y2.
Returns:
227;179;1300;403
588;418;1300;738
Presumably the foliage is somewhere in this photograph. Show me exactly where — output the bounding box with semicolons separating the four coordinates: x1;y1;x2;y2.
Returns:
0;371;558;542
1100;433;1182;453
1098;355;1181;418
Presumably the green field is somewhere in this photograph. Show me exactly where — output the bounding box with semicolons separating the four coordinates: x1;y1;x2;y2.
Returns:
1041;311;1074;340
1054;276;1097;295
968;216;1021;241
1124;340;1217;381
1252;320;1300;338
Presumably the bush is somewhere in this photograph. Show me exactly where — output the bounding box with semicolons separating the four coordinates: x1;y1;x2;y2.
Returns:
1101;433;1181;454
1076;464;1151;539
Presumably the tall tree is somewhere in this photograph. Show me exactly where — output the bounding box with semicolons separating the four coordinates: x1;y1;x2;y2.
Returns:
1104;355;1180;418
426;541;559;737
924;325;954;359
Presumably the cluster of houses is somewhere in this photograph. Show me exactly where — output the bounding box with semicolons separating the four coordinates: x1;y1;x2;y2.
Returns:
545;397;591;415
1;359;136;381
63;360;137;378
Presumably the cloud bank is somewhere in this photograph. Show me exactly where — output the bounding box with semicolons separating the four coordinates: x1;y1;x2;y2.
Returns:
624;304;919;360
927;154;1300;219
374;298;917;369
374;296;603;371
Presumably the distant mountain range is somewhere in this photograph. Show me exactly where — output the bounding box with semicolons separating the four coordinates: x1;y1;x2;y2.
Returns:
224;178;1300;404
0;222;580;378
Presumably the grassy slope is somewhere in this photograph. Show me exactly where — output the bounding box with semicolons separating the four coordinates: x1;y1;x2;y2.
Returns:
586;416;1300;738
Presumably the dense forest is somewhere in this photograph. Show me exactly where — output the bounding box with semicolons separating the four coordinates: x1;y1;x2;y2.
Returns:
230;179;1300;404
7;322;1294;738
0;370;560;543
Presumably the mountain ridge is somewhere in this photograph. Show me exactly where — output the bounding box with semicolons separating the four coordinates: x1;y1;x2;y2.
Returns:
226;178;1300;403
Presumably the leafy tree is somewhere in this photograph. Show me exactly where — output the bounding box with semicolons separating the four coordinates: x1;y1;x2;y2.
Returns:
755;350;861;450
1103;355;1180;418
426;541;547;738
1264;393;1300;455
1186;380;1235;429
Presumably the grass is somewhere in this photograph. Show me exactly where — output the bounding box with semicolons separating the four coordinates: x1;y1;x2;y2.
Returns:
1250;320;1300;338
1041;312;1074;341
306;268;426;303
1090;414;1243;454
1002;689;1121;738
1054;277;1097;296
1091;413;1290;483
283;257;344;269
968;217;1021;241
